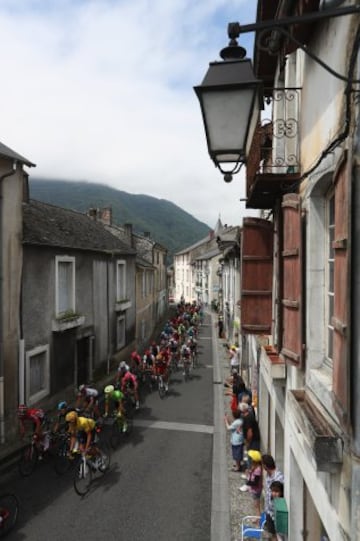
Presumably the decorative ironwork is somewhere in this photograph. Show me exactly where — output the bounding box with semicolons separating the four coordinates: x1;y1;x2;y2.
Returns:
255;88;301;174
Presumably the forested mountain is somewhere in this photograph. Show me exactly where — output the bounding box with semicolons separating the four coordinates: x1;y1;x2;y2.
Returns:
29;178;211;260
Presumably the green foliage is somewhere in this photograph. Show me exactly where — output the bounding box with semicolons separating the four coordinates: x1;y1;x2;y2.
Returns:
30;178;211;261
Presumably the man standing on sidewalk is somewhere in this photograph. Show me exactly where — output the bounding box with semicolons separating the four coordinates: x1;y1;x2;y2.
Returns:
239;403;261;451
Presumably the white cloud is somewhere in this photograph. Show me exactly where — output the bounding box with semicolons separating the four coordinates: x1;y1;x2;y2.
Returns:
0;0;258;228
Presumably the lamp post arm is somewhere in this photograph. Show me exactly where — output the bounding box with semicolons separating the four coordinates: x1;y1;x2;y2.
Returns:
228;5;360;85
228;5;360;37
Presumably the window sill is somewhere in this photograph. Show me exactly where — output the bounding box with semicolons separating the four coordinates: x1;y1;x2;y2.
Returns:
52;315;85;332
261;347;286;379
307;365;333;415
115;300;132;312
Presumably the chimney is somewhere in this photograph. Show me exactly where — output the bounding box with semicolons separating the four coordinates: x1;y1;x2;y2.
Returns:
99;207;112;226
88;208;99;220
124;223;134;247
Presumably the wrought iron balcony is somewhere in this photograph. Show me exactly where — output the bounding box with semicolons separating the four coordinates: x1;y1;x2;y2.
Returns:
246;88;301;209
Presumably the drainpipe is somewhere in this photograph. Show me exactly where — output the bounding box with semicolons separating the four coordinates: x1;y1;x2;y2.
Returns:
106;257;111;376
0;163;17;444
350;50;360;540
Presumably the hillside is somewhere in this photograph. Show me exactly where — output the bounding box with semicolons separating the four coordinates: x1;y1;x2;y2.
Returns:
29;178;211;260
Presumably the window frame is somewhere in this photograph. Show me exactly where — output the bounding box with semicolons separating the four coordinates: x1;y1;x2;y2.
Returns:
116;315;126;350
26;344;50;405
116;260;126;301
55;255;75;317
325;189;335;368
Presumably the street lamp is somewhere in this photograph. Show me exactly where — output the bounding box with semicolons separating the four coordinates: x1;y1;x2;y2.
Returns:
194;28;263;183
195;5;360;182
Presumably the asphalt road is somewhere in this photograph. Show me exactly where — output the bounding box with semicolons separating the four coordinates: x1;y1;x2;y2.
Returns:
1;316;217;541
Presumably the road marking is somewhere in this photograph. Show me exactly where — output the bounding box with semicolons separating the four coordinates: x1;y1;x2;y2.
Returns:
134;419;214;434
198;336;212;340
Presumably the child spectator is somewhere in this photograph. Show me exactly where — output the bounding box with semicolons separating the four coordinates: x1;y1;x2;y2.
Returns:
224;410;244;472
262;455;284;537
239;450;263;515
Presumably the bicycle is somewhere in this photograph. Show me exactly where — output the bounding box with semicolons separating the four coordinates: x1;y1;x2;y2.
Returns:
142;368;155;393
108;412;133;450
170;351;179;372
0;493;19;537
18;429;53;477
53;432;72;476
182;357;191;381
73;434;110;496
191;348;198;370
157;374;166;399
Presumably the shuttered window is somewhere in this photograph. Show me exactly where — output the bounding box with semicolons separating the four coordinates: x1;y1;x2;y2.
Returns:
332;160;348;423
280;193;303;367
241;218;273;334
326;191;335;367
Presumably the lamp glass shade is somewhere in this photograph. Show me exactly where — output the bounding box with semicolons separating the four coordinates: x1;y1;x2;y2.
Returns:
194;58;262;167
200;87;256;162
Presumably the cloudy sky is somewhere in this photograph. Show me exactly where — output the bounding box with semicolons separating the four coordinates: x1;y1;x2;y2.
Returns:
0;0;259;228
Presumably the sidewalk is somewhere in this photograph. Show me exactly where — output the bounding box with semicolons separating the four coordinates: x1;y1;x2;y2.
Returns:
212;313;258;541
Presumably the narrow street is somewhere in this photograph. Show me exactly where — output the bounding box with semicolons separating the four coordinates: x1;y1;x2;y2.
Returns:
1;315;217;541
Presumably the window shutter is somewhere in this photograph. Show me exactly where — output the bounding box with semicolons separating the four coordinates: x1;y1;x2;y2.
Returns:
280;193;303;367
241;217;273;334
332;160;349;423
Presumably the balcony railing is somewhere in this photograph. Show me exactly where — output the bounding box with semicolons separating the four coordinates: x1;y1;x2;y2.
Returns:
246;88;301;209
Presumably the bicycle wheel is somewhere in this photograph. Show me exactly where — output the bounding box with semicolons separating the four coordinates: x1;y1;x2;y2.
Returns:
0;493;19;537
18;444;38;477
74;458;92;496
97;442;111;474
109;420;121;450
158;378;166;399
124;417;133;436
54;438;71;476
184;362;190;381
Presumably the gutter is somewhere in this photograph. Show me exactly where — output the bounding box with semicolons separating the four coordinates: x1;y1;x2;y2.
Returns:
0;163;17;444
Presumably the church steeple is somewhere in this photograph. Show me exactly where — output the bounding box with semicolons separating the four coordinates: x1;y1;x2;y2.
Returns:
214;214;223;235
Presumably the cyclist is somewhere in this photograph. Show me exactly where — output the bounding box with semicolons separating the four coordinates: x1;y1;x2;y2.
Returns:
154;349;170;392
117;361;140;410
142;349;155;370
52;401;71;433
150;341;159;358
76;384;100;418
180;341;191;375
65;410;96;455
103;385;128;432
17;404;50;452
130;350;141;369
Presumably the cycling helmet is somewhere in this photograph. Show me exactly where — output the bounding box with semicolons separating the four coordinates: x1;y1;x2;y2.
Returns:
65;411;78;424
78;384;86;392
17;404;28;418
57;401;67;411
119;361;128;371
104;385;114;394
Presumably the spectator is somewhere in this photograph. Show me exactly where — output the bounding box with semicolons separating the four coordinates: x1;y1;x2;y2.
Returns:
239;403;261;451
262;455;284;537
239;450;263;515
228;344;240;374
224;410;244;472
218;317;224;338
